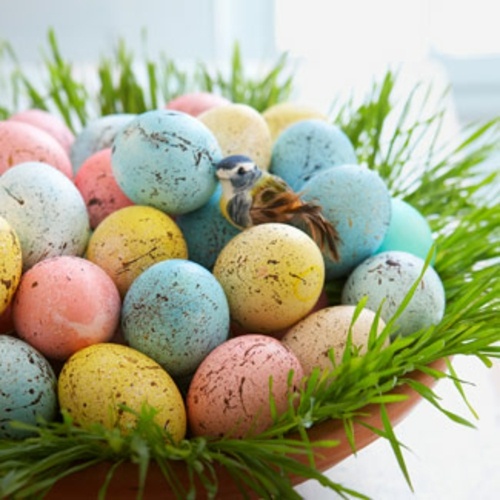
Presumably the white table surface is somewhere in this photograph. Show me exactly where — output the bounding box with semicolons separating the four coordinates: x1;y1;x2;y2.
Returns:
295;355;500;499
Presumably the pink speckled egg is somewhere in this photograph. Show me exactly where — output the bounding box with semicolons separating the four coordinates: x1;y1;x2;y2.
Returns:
0;121;72;178
74;148;134;229
8;109;75;155
187;334;304;438
12;255;121;360
166;92;230;117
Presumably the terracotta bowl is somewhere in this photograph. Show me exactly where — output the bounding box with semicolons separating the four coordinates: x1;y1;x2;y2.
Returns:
46;359;446;499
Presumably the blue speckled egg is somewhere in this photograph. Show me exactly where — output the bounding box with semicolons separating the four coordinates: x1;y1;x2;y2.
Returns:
176;184;240;269
111;110;222;215
121;259;230;378
270;119;357;191
341;250;446;337
301;164;391;280
0;335;58;439
70;113;136;174
0;162;90;271
376;198;436;263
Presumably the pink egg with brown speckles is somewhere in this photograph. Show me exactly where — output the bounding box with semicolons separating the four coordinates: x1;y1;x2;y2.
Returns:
0;121;72;178
12;256;121;360
166;91;230;117
187;334;304;438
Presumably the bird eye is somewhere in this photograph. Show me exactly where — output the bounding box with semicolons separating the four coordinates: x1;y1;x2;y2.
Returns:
237;166;246;175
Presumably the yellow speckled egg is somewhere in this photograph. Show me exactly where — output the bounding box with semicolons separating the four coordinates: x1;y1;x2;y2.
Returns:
58;343;186;442
86;205;188;297
262;102;329;142
281;305;388;376
198;103;272;170
0;216;22;315
213;223;325;333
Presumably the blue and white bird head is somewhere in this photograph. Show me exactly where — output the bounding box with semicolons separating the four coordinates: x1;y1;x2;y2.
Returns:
216;155;263;194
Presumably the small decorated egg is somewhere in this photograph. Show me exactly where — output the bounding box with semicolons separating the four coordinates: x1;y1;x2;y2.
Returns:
282;305;387;376
186;334;304;438
122;259;230;378
0;216;22;315
213;223;325;333
376;198;435;263
270;119;357;191
0;120;72;178
341;250;446;337
0;335;58;439
86;205;188;298
74;148;134;229
175;184;240;269
58;343;186;442
0;162;90;271
262;101;329;142
198;103;273;170
111;110;220;214
302;164;392;279
166;91;231;116
70;113;136;174
13;255;121;360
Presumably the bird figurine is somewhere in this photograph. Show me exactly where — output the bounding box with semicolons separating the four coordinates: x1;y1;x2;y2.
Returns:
215;155;340;261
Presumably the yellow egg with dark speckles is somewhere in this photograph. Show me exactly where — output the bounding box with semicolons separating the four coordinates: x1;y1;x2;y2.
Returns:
0;216;22;315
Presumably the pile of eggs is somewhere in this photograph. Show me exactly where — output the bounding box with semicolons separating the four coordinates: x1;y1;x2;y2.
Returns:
0;93;445;442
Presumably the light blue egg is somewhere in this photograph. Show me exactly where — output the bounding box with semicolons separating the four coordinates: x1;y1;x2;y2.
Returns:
0;335;58;439
111;110;221;215
0;162;90;271
270;119;357;191
121;259;230;378
301;164;391;280
176;184;240;269
376;198;436;263
341;250;446;337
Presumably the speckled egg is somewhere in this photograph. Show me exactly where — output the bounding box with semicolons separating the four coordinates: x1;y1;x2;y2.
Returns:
0;120;72;178
0;335;58;439
213;223;325;333
122;259;230;378
302;164;392;280
8;108;75;155
0;216;22;315
341;250;446;337
187;334;304;438
111;109;220;215
262;102;329;142
74;148;134;229
270;119;357;191
86;205;188;298
198;103;272;170
58;343;186;441
175;184;240;269
0;162;90;271
376;198;436;263
282;305;387;376
70;113;136;174
166;91;231;116
12;255;121;360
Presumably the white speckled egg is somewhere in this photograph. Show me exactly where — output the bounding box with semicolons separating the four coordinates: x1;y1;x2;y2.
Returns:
0;335;58;439
198;103;273;170
213;223;325;333
111;110;221;214
282;305;387;376
58;343;186;441
341;250;446;337
302;164;392;280
187;334;304;438
121;259;230;378
270;119;357;191
0;162;90;271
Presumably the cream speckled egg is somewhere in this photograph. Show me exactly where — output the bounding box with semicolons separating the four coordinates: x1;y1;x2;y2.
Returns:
213;223;325;333
281;305;387;376
0;216;22;315
58;343;186;442
198;103;272;170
